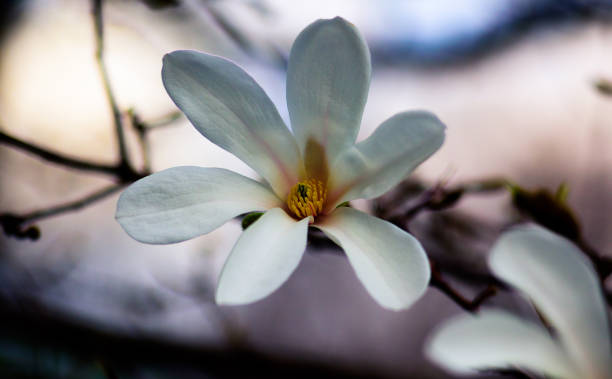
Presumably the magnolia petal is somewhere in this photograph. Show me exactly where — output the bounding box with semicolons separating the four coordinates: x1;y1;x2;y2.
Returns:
215;208;309;305
162;50;302;197
116;167;282;244
328;111;445;207
426;310;579;378
315;207;430;311
489;225;612;378
287;17;371;166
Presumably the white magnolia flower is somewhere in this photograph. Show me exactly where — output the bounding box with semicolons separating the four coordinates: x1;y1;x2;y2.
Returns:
427;225;612;378
115;17;446;310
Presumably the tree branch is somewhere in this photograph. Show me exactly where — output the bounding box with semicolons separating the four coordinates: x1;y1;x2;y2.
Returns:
128;110;181;174
92;0;130;167
305;228;499;312
0;130;120;177
429;260;497;313
379;178;508;228
0;0;171;241
1;184;123;240
376;178;612;305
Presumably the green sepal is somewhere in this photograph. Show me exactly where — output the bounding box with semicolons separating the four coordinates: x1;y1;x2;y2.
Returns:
555;182;569;203
335;201;350;208
241;212;264;230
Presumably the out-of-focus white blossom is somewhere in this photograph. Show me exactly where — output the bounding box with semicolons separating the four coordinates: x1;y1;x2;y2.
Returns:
427;225;612;378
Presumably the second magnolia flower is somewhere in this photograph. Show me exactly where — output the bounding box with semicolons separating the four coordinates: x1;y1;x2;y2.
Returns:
115;17;446;310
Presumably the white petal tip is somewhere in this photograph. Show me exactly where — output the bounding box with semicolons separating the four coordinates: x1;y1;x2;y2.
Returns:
317;207;430;311
214;209;309;307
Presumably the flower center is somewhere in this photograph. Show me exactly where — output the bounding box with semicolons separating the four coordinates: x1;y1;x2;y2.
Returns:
286;178;327;219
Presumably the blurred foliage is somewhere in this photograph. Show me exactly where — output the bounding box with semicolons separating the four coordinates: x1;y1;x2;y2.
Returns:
595;79;612;96
510;183;581;242
0;337;108;379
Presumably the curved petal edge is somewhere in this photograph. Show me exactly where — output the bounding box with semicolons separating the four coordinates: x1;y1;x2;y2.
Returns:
116;166;281;244
316;207;430;311
488;225;612;378
162;50;302;197
287;17;371;166
328;110;445;207
215;208;309;305
426;310;579;378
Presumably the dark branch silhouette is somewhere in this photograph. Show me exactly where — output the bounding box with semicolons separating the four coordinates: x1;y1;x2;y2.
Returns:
0;1;188;240
0;293;399;379
93;0;130;167
1;185;123;240
0;130;122;178
429;260;498;313
0;2;609;379
375;178;612;303
307;224;500;313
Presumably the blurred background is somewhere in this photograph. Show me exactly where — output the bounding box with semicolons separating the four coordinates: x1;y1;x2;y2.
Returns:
1;0;611;378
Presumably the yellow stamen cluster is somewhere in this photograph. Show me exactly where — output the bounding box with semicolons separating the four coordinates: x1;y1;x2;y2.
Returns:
287;178;327;219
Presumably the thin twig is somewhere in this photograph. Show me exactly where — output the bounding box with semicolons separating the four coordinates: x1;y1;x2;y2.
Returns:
128;110;152;173
429;260;497;312
305;228;500;311
386;178;508;226
0;0;162;240
0;130;118;176
0;185;123;240
92;0;129;167
22;185;122;223
378;179;612;304
128;110;181;173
